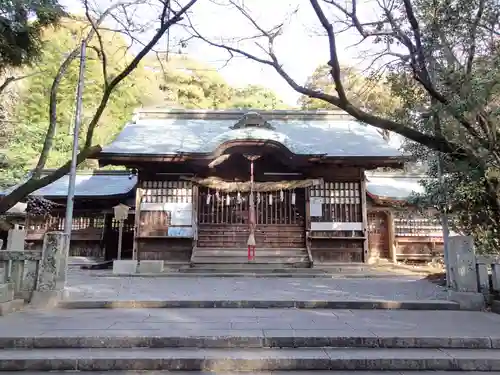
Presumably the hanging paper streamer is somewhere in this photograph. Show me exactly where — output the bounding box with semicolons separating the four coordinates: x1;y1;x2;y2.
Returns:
215;190;220;200
206;190;211;205
280;190;284;202
257;192;261;204
237;191;242;204
291;191;296;205
226;194;231;206
268;193;273;205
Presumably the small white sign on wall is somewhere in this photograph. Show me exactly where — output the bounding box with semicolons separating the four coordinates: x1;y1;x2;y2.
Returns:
164;202;192;226
309;198;323;217
168;226;194;237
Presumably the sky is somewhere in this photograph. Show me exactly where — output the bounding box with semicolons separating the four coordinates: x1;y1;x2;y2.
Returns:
60;0;381;105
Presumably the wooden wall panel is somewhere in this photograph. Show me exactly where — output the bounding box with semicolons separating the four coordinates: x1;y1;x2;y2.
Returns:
138;238;192;261
310;238;364;263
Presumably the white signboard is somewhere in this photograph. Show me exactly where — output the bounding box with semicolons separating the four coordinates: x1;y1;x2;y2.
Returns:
309;198;323;217
168;226;194;238
164;202;193;226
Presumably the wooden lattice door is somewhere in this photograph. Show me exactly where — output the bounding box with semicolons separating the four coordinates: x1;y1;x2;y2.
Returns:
197;188;306;248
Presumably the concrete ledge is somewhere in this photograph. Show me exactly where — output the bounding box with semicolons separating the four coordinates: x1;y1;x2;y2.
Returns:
137;260;164;274
447;290;485;310
0;299;24;316
0;347;499;371
112;260;137;275
57;299;460;310
0;335;494;349
105;272;407;278
30;290;67;309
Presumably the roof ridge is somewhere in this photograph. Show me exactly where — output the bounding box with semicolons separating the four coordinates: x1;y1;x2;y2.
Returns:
134;108;356;121
38;169;130;176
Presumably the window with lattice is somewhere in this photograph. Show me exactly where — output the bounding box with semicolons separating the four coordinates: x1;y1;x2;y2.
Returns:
394;211;442;236
310;182;362;223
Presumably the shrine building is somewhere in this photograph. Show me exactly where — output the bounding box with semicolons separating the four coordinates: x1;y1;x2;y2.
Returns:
2;109;445;267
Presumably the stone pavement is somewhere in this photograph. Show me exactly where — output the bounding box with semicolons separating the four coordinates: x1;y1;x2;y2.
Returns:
64;269;448;301
2;307;500;345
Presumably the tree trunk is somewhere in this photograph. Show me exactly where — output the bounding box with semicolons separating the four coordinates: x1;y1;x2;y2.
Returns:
0;145;102;215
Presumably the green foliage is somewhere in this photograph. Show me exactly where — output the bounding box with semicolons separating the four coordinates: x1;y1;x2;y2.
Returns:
0;0;65;72
156;56;288;110
298;65;400;116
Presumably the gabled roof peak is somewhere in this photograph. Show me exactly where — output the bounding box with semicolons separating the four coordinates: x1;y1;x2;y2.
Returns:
230;111;275;130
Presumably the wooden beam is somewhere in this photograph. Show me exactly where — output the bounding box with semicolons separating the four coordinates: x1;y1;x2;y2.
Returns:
132;186;143;261
360;175;369;263
387;210;397;263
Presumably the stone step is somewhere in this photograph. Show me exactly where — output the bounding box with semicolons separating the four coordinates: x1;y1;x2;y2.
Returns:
0;347;499;371
135;271;403;278
13;372;500;375
191;256;310;264
0;333;497;350
57;299;460;310
193;249;308;257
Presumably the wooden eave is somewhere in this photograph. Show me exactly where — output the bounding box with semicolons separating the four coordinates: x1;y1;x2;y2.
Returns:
97;152;406;170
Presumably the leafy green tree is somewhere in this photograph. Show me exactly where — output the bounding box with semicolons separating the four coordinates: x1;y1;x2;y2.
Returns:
298;65;399;116
229;85;288;110
0;0;199;215
153;56;289;110
0;0;64;73
156;57;233;108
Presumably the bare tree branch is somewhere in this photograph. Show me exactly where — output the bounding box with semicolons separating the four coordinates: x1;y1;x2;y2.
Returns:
0;0;199;215
184;6;467;157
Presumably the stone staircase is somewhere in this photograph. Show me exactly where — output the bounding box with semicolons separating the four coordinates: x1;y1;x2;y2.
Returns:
190;247;311;269
2;299;500;372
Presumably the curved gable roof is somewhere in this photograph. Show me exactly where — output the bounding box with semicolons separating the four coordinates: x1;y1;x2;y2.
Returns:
100;109;403;158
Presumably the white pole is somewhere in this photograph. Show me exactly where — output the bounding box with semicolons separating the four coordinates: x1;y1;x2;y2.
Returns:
64;40;86;237
117;220;124;260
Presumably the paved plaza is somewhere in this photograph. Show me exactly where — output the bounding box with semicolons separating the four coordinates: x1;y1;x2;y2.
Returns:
64;269;449;301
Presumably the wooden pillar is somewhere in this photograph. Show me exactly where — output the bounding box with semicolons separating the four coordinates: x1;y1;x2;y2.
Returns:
360;176;369;263
304;187;313;265
387;210;397;263
191;184;199;253
132;186;143;261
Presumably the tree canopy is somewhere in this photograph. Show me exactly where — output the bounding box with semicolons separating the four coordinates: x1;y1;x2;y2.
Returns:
154;56;288;109
0;0;65;73
298;65;399;117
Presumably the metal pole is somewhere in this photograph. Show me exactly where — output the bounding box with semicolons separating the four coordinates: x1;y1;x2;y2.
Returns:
64;40;87;237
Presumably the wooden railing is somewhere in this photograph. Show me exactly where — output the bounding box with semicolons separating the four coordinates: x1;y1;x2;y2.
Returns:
0;250;42;302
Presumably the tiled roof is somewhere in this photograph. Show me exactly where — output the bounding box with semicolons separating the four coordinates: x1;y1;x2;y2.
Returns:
365;171;426;200
1;171;137;198
101;109;403;158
